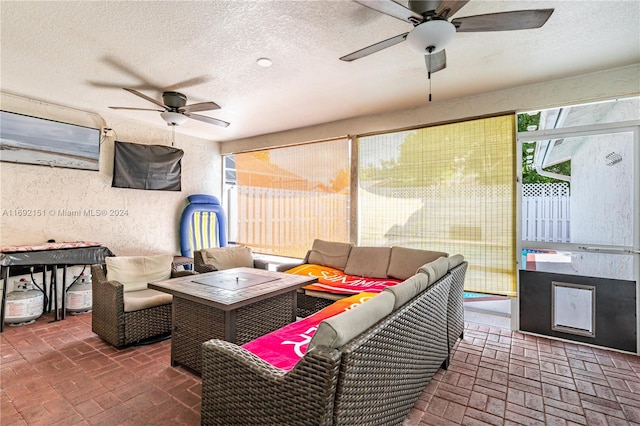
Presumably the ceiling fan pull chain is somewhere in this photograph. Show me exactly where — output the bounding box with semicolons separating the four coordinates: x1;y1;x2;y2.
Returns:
172;124;175;147
427;47;433;102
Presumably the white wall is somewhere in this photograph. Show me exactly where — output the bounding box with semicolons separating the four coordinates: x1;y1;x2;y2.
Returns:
570;131;635;280
221;64;640;154
2;65;638;257
571;133;634;247
0;92;222;256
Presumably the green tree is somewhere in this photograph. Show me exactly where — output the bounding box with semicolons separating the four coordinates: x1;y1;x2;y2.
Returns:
390;117;515;186
518;112;571;184
517;112;541;132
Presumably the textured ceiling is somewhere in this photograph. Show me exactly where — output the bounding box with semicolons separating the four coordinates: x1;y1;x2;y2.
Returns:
1;1;639;142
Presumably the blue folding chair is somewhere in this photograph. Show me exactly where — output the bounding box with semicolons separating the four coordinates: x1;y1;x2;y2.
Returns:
179;194;227;263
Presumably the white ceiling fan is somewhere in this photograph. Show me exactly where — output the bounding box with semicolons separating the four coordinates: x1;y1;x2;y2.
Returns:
342;0;554;87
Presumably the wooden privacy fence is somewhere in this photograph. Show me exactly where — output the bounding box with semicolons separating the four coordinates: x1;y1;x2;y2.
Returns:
232;186;349;257
522;183;570;242
228;182;567;295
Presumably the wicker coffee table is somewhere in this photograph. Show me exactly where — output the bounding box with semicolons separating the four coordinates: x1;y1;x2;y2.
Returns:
149;267;316;374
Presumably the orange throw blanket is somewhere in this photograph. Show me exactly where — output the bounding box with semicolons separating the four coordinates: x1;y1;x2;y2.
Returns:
286;264;401;294
242;292;377;370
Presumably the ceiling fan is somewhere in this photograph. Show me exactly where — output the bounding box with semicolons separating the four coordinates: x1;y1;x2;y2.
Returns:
109;88;230;128
342;0;554;77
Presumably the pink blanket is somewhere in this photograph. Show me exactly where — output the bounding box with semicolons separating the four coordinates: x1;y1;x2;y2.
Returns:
242;292;377;370
286;264;401;294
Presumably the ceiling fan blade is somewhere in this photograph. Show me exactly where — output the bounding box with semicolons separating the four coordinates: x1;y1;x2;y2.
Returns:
185;113;230;128
353;0;422;23
101;56;158;87
164;76;211;91
123;88;167;109
435;0;469;18
109;107;164;112
87;81;158;91
452;9;554;32
180;101;221;113
340;32;409;61
425;49;446;74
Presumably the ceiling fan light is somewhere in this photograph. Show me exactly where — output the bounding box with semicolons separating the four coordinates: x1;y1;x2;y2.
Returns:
160;111;189;126
407;20;456;55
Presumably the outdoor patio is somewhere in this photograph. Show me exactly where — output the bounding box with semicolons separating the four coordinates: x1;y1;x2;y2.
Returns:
2;309;639;425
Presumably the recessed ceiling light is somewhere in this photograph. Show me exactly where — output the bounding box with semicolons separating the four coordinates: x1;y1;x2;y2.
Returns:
256;57;272;67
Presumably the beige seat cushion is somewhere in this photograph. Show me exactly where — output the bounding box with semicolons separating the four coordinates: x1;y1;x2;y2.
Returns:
307;239;353;270
343;246;391;278
387;247;449;280
417;257;450;285
106;254;173;293
383;273;430;310
123;289;173;313
308;291;394;350
199;246;254;270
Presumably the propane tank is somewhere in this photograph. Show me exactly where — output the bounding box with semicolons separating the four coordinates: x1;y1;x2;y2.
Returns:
5;279;44;325
66;272;92;314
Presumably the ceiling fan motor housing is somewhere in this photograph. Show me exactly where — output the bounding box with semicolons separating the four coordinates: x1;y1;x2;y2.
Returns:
162;91;187;109
408;0;442;16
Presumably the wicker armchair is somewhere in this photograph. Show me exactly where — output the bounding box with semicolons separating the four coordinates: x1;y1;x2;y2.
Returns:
91;262;194;348
193;247;270;273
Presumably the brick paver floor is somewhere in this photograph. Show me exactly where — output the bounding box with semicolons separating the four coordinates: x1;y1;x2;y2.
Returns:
405;323;640;425
1;312;638;425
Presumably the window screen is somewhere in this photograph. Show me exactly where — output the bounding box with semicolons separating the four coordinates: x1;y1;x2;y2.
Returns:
358;115;516;295
225;139;350;258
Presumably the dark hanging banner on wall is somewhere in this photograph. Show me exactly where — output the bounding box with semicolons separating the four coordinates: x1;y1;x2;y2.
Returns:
112;141;184;191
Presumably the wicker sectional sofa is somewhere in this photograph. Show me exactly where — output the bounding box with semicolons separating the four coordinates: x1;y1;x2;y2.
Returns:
200;241;468;425
289;240;448;317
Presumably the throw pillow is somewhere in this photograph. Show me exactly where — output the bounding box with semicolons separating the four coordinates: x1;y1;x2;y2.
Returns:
387;246;448;280
307;239;353;270
343;246;391;278
199;246;253;271
106;254;173;293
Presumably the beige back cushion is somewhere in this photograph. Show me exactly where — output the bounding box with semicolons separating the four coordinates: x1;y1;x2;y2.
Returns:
199;246;253;271
448;254;465;269
383;272;430;310
106;254;173;293
308;291;394;350
417;257;450;285
307;239;353;270
387;246;449;280
343;246;391;278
